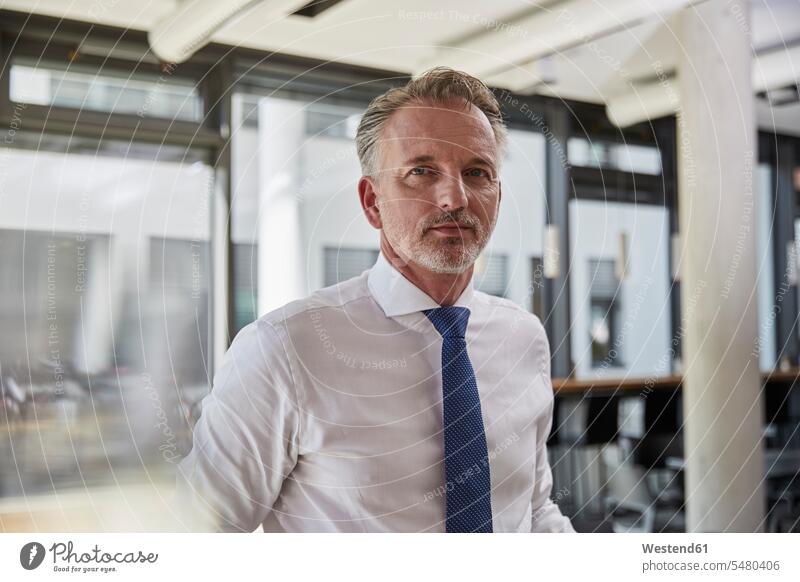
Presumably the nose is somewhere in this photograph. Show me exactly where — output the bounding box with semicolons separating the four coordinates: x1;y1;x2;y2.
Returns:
434;169;468;212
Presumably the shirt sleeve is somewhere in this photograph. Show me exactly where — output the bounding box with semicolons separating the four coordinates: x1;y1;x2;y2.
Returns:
530;319;576;533
173;318;301;532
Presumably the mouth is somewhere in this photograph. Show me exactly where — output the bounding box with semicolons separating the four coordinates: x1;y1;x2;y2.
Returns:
427;222;474;237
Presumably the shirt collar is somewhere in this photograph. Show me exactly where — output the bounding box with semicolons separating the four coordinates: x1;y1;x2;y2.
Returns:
367;249;475;318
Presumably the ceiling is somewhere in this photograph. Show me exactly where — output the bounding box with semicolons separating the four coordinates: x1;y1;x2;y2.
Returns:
1;0;799;134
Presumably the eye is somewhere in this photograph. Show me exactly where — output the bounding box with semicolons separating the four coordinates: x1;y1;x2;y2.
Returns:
466;168;490;178
410;166;434;176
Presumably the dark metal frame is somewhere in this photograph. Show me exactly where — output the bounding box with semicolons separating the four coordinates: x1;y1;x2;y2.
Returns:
542;101;573;378
761;131;800;367
656;117;681;367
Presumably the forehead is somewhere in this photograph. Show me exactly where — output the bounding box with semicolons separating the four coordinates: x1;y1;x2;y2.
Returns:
380;99;498;163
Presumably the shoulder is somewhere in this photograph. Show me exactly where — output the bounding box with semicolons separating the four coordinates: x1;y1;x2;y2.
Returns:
472;290;551;372
473;290;547;338
243;271;372;333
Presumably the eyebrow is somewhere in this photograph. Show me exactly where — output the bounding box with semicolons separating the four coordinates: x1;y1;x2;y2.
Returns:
401;155;496;169
403;155;435;165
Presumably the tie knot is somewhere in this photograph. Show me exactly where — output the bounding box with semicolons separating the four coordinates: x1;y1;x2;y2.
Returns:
423;306;471;338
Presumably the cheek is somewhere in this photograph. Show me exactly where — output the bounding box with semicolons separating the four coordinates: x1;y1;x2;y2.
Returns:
391;196;429;224
469;191;500;223
382;197;426;232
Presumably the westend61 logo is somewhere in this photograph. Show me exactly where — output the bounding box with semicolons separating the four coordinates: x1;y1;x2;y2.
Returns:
19;541;158;574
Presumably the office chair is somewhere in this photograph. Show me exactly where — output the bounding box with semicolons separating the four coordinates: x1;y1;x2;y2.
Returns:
602;394;685;532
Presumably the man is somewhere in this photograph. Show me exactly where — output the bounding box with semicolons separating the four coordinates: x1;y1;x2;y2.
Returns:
175;66;575;533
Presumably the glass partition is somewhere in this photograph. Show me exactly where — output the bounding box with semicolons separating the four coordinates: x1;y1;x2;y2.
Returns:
0;137;214;510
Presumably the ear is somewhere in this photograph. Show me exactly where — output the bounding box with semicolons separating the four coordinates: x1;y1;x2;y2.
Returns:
359;175;383;230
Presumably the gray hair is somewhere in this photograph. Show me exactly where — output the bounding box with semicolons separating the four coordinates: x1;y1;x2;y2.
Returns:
355;66;508;177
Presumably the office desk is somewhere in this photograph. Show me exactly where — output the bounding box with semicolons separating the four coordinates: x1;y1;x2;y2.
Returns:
552;369;800;396
665;449;800;479
553;374;681;395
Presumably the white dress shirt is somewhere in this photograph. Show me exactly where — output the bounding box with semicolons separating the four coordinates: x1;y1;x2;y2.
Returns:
175;250;575;533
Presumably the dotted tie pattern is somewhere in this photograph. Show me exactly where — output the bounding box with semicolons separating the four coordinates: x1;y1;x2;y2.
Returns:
423;306;493;533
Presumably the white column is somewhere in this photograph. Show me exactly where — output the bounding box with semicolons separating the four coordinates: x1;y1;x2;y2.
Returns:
677;0;765;531
257;98;306;316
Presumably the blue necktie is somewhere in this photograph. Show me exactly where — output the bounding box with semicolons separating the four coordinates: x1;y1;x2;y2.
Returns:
424;306;493;533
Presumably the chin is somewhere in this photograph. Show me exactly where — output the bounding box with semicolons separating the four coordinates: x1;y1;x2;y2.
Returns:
411;245;478;274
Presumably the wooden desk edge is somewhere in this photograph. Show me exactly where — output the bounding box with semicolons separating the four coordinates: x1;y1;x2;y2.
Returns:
552;369;800;395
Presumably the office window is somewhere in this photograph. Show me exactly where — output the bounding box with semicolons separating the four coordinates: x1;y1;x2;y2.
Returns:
0;230;101;366
305;106;360;139
588;259;622;367
324;247;379;286
9;58;203;121
233;243;258;337
474;252;508;297
569;199;671;379
149;238;211;386
150;238;209;290
484;129;547;311
568;137;662;175
754;163;776;371
0;137;213;496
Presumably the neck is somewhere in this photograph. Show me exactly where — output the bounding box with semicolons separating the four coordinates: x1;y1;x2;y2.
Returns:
380;235;473;307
